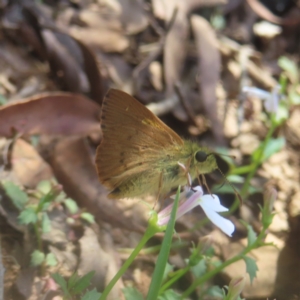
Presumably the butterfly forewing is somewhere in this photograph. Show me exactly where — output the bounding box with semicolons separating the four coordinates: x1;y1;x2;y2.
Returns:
96;89;184;197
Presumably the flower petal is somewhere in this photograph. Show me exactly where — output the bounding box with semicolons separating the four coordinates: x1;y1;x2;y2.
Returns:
201;195;229;213
199;203;235;237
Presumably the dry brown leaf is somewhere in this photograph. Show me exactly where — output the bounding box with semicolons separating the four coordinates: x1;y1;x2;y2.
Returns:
191;15;225;145
69;28;129;53
101;54;134;93
0;93;101;137
68;7;130;53
247;0;300;26
15;268;35;299
164;11;189;96
17;4;103;102
118;0;148;34
78;226;123;298
11;139;53;188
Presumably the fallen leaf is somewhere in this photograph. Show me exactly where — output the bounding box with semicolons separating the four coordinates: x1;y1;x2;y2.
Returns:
18;4;103;102
247;0;300;26
15;268;35;299
78;227;111;292
164;10;188;96
11;139;53;188
191;15;225;145
0;93;101;137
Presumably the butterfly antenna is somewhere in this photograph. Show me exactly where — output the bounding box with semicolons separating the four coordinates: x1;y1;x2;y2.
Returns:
215;180;226;191
217;167;243;204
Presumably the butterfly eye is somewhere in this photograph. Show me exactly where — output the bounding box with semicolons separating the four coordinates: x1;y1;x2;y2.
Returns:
195;151;208;163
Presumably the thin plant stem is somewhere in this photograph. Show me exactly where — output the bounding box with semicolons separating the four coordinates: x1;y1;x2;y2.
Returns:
33;221;46;275
99;222;159;300
159;266;190;294
240;124;276;198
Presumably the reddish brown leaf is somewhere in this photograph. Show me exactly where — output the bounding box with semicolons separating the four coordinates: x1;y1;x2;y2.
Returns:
0;93;101;137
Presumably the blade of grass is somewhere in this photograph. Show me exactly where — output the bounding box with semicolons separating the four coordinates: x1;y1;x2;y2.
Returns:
146;186;181;300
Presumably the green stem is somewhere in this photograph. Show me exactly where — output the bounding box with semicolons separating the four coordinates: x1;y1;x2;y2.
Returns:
34;221;46;276
229;123;276;214
159;266;190;294
34;222;42;251
99;224;158;300
240;124;276;198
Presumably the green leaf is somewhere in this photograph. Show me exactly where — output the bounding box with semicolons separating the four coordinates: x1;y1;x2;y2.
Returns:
81;289;102;300
243;256;258;283
68;272;80;290
72;271;95;294
278;56;299;84
162;263;174;282
252;137;285;163
263;138;285;161
36;180;52;194
158;289;181;300
206;285;224;298
31;250;45;266
288;88;300;105
211;14;225;31
52;273;70;297
226;175;245;183
65;198;78;214
248;226;257;247
274;102;289;124
245;223;256;247
30;135;40;148
191;259;207;278
123;286;144;300
2;181;28;210
39;190;57;207
18;207;37;225
0;94;7;105
45;253;57;266
42;213;51;233
80;212;95;224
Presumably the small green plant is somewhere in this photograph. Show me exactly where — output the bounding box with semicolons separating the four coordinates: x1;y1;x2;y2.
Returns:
1;179;94;275
52;271;101;300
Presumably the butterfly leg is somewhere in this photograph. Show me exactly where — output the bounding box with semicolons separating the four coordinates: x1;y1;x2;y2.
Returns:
177;159;192;188
200;173;214;197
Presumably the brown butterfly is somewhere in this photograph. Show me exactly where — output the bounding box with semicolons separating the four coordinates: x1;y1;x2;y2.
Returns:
95;89;217;199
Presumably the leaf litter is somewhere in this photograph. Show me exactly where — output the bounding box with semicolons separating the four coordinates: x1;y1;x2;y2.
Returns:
0;0;300;299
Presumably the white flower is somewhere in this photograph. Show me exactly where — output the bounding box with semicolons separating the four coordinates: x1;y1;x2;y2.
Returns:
243;85;281;114
157;186;235;237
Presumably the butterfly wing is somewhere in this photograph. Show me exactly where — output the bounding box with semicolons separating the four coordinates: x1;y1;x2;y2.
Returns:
96;89;184;198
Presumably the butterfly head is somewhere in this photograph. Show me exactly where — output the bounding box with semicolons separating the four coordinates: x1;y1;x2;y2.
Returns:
193;149;217;174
